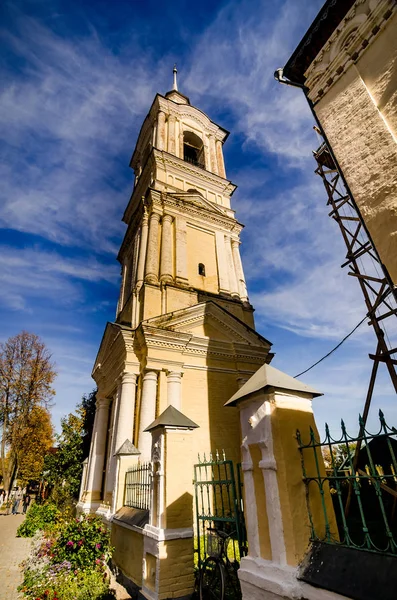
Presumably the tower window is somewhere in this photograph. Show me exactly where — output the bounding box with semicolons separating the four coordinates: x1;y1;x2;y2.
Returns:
198;263;206;276
183;131;205;169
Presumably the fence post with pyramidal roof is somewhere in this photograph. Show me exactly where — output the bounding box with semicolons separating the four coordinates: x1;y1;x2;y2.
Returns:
139;405;199;600
225;363;338;600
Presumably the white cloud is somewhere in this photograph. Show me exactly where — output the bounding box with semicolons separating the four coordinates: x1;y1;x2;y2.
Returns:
0;14;166;251
0;246;118;310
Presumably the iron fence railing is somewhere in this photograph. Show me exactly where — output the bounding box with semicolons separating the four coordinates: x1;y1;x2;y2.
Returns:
183;154;205;169
124;462;152;511
297;410;397;556
193;451;247;569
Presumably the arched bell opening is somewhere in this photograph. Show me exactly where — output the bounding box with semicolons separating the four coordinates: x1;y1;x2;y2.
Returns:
183;131;205;169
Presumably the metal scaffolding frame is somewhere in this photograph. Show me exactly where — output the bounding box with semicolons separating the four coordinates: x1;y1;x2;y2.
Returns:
313;142;397;468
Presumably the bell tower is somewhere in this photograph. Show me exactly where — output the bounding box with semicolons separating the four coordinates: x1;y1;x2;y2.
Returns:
80;70;272;543
116;67;254;329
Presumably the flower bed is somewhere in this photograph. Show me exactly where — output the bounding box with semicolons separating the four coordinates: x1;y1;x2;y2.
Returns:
18;507;115;600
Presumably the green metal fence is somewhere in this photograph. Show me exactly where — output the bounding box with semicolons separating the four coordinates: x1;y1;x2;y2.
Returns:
193;451;247;569
297;410;397;556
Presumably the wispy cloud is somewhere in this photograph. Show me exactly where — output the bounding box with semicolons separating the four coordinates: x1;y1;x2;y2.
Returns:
0;12;163;251
0;246;118;311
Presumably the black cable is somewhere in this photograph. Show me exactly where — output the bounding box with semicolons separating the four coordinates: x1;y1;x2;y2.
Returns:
294;314;368;378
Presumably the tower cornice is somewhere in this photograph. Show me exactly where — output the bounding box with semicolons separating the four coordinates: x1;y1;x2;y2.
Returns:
123;148;237;225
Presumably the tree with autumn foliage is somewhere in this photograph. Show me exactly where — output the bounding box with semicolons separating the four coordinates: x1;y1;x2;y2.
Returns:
17;406;54;485
0;331;56;491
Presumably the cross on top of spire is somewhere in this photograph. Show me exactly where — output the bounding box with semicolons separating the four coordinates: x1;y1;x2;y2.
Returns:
173;64;178;91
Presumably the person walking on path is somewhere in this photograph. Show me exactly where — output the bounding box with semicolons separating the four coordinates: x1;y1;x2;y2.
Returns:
0;490;4;509
11;488;22;515
22;493;31;514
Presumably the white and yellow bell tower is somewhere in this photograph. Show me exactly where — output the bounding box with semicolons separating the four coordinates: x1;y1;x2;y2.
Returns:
78;72;272;597
116;66;254;330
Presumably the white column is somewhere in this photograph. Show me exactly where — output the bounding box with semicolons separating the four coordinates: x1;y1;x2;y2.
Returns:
216;139;226;178
175;216;188;286
231;239;249;301
157;111;166;150
136;208;149;289
225;236;239;297
113;372;137;453
209;134;218;175
145;212;161;284
160;214;173;284
138;371;158;461
105;393;119;498
86;397;111;501
215;231;230;295
166;371;182;410
168;114;176;155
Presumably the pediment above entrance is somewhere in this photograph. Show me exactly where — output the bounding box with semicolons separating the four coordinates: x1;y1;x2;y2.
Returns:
168;191;228;218
142;301;271;349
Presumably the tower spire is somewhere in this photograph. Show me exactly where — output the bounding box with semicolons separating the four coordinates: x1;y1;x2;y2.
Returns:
173;64;178;91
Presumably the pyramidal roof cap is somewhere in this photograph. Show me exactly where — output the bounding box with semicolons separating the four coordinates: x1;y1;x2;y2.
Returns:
225;363;322;407
115;439;141;456
144;405;199;432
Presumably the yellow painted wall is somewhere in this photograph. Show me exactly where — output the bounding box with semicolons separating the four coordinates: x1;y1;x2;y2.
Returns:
271;396;337;566
165;431;194;530
158;538;195;600
187;226;218;293
181;368;241;465
111;524;144;586
142;284;162;320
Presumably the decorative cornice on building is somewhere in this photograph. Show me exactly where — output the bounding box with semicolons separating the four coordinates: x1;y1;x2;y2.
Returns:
123;149;237;226
305;0;396;103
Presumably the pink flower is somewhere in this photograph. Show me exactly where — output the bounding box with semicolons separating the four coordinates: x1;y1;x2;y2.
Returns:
95;543;101;549
66;541;74;547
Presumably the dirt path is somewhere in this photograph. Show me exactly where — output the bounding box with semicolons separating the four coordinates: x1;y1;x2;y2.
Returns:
0;513;31;599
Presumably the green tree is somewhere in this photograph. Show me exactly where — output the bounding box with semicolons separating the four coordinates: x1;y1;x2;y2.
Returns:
0;331;56;491
44;390;96;500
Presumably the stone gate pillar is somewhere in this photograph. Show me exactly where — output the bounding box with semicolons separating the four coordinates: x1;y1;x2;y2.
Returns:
225;363;338;600
140;405;199;600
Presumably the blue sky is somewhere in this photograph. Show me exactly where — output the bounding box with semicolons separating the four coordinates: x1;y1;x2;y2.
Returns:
1;0;396;438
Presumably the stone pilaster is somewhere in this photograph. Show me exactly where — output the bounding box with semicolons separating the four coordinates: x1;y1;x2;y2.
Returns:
225;235;239;297
160;214;173;284
216;139;226;178
175;216;189;286
157;111;165;150
231;239;248;301
113;372;137;453
85;396;111;502
138;370;158;461
209;134;218;175
136;208;149;288
215;231;230;295
145;212;161;284
168;114;176;155
179;123;184;159
166;370;182;410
